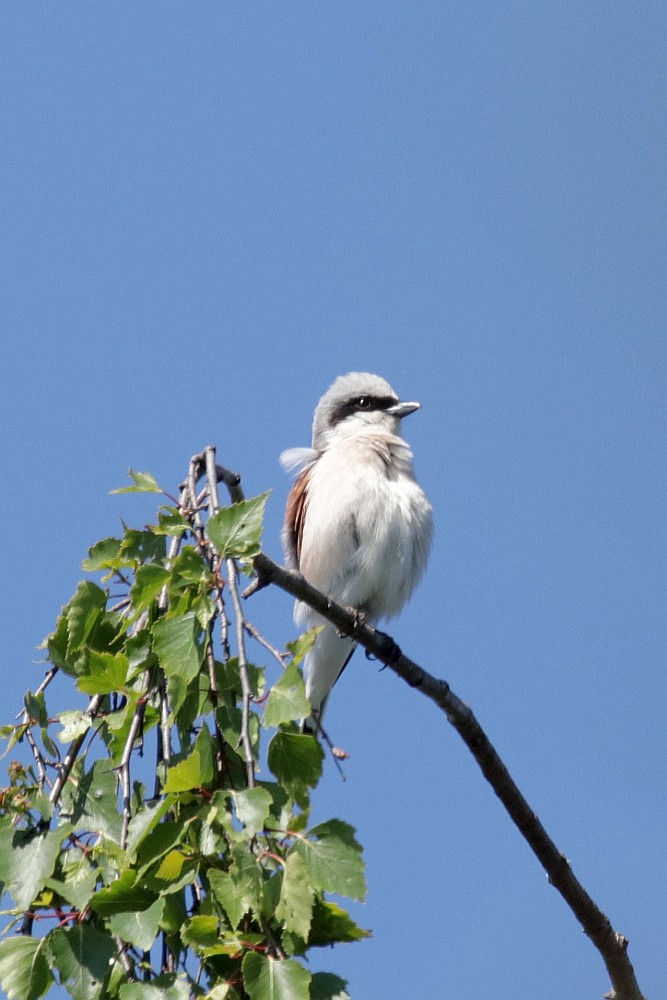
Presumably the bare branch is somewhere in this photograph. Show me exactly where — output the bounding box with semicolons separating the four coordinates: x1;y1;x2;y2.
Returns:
208;457;647;1000
49;694;104;808
119;695;147;850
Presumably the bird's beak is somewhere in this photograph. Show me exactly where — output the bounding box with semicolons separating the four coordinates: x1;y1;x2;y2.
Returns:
386;400;421;418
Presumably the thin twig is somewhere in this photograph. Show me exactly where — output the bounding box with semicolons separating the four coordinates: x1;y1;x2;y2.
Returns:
119;696;148;850
243;621;287;669
226;558;256;788
49;695;104;807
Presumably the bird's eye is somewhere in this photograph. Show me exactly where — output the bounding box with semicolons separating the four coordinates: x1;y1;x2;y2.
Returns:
355;397;372;410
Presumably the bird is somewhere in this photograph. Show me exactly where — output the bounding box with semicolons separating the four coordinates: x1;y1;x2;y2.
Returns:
281;372;433;735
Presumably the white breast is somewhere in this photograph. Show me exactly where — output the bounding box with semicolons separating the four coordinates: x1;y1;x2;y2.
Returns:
295;430;432;625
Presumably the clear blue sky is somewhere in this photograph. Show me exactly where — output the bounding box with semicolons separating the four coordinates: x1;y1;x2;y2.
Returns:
1;5;664;998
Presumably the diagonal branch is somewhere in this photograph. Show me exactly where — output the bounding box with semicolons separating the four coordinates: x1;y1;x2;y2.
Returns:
209;457;646;1000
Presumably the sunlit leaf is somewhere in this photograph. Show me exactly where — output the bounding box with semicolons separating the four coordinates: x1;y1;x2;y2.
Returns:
291;820;365;902
0;937;51;1000
0;825;68;912
207;493;269;559
232;786;273;835
111;469;162;494
263;663;310;728
276;852;313;941
242;952;310;1000
109;897;165;951
49;924;115;1000
89;869;157;916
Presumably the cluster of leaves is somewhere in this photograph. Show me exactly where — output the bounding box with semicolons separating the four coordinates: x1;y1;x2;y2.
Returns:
0;470;368;1000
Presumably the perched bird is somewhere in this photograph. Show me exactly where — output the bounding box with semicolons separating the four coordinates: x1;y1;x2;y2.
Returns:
281;372;433;734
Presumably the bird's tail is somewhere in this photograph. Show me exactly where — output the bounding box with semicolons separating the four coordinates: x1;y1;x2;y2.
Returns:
301;624;356;734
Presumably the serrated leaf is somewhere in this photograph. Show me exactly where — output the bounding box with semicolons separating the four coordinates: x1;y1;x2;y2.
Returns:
89;869;158;916
153;849;186;881
49;924;116;1000
267;731;323;806
310;973;350;1000
285;629;322;667
125;798;172;859
152;612;202;717
263;663;310;728
0;937;51;1000
242;952;310;1000
47;862;97;911
59;758;122;842
66;582;107;655
118;974;191;1000
111;469;162;494
76;648;129;696
207;493;269;559
109;896;165;951
232;786;273;835
56;710;93;744
0;825;67;912
131;563;170;612
23;690;48;728
181;914;219;950
308;899;370;947
203;984;241;1000
208;845;263;930
162;748;204;793
135;820;185;872
276;853;313;941
81;536;123;572
291;820;365;902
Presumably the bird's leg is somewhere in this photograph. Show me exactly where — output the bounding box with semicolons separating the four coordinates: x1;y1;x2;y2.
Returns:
335;607;367;641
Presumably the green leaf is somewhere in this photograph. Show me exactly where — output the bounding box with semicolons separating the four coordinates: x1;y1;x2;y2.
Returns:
0;937;51;1000
47;861;97;911
56;710;93;744
267;731;323;805
81;536;123;573
242;952;310;1000
109;896;165;951
154;507;191;536
310;973;350;1000
66;582;107;655
207;493;270;559
76;648;129;696
49;925;116;1000
291;820;365;902
308;899;370;947
59;758;122;842
203;984;241;1000
111;469;162;494
89;869;158;916
135;820;185;872
181;914;220;950
23;690;48;728
275;853;313;941
162;725;213;794
263;663;310;728
152;612;202;716
0;825;66;912
208;845;264;930
131;563;170;612
285;629;322;667
232;786;273;835
118;975;191;1000
125;797;172;859
121;528;166;565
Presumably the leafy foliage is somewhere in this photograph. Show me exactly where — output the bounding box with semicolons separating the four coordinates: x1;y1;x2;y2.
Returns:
0;468;368;999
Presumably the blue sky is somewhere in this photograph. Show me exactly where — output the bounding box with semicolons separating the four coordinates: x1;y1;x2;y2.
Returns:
1;4;664;998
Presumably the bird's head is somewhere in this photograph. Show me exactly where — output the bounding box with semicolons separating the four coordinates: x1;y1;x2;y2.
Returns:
312;372;420;450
